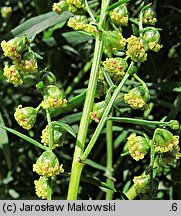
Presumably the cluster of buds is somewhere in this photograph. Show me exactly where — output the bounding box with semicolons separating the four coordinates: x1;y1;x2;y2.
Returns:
153;128;180;154
133;174;150;199
142;27;162;52
104;31;126;56
127;133;150;161
1;36;38;86
102;58;128;85
14;105;37;130
141;6;157;26
126;36;147;62
41;123;66;149
109;4;129;26
67;15;98;36
41;85;67;109
53;0;85;14
33;151;64;199
124;85;150;109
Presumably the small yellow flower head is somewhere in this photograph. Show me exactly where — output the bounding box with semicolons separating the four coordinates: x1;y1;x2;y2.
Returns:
41;85;67;109
153;128;179;153
14;51;38;74
124;85;150;109
1;37;26;60
41;124;65;149
142;27;163;52
127;133;150;161
104;31;126;55
126;36;147;62
91;101;106;123
84;24;98;36
52;1;68;14
109;4;128;26
133;174;150;199
161;139;181;165
34;176;52;199
33;151;64;177
67;15;87;31
1;6;12;19
141;7;157;26
67;0;85;9
14;105;37;130
3;65;23;87
102;57;128;84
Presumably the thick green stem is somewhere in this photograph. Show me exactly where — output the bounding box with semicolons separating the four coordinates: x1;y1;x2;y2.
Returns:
106;119;114;200
125;185;137;200
67;0;111;200
82;62;136;161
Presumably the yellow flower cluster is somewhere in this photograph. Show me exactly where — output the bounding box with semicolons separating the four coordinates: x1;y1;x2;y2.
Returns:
3;65;23;87
126;36;147;62
42;96;67;109
14;105;37;130
127;133;150;161
33;151;64;177
34;176;51;199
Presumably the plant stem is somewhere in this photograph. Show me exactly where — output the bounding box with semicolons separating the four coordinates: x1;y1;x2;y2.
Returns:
82;62;136;161
67;0;111;200
46;109;53;150
106;118;114;200
125;185;137;200
108;117;174;127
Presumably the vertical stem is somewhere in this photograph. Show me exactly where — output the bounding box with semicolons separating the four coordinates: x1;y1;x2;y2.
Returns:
46;109;53;150
67;0;111;200
106;119;114;200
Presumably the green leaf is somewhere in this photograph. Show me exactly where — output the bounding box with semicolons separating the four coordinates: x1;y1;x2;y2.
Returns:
0;112;9;146
62;31;92;46
8;189;20;199
56;122;76;138
86;159;107;171
0;125;48;151
3;11;72;39
59;112;82;124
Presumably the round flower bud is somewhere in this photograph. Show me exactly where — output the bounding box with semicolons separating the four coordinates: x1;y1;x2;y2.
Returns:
52;1;69;14
1;6;12;19
34;176;52;199
124;85;150;109
15;51;38;73
14;105;37;130
67;15;87;31
141;6;157;26
142;27;162;52
126;35;147;62
109;4;129;26
33;151;64;177
41;124;66;149
169;120;179;130
91;101;106;123
1;37;26;60
153;128;179;153
3;65;23;87
40;70;57;86
133;174;150;199
104;31;126;55
102;57;128;85
41;85;67;109
127;133;150;161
